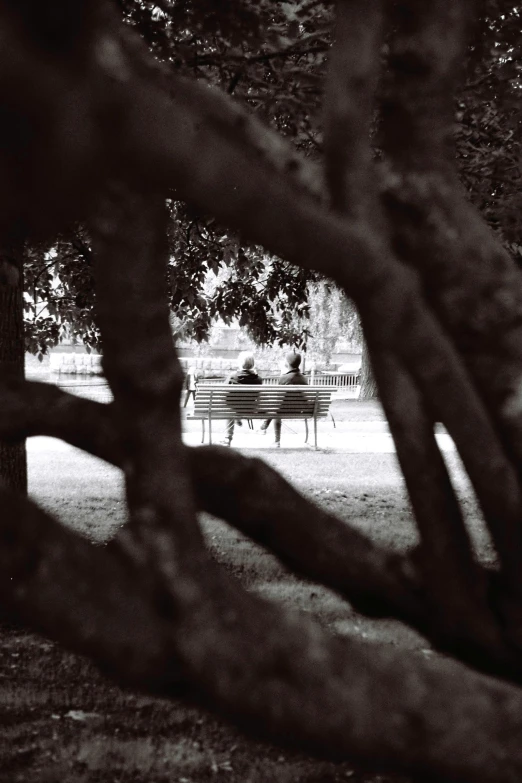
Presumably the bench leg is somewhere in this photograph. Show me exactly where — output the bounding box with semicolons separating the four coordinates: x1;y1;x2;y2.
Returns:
201;420;205;444
314;415;318;450
330;412;336;428
304;419;309;444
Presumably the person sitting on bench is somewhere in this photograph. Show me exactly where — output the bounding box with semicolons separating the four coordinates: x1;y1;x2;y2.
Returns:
221;351;263;447
260;351;307;448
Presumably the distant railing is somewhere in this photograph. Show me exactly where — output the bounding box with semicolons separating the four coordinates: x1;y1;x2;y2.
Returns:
48;372;359;405
54;381;113;404
48;353;361;388
202;372;360;389
313;372;359;389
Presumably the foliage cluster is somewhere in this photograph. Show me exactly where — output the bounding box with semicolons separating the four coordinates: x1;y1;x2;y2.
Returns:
24;0;331;357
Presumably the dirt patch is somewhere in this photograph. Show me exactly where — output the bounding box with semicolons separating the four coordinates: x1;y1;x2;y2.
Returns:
0;638;412;783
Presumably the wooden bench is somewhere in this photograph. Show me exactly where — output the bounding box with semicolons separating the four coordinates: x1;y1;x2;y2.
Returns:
188;384;337;449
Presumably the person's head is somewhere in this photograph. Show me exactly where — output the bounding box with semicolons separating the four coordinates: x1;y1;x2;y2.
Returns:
238;351;255;371
285;351;302;370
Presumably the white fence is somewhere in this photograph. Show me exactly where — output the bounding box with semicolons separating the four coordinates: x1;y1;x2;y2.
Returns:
49;353;359;387
204;372;360;389
51;373;359;406
48;353;360;398
49;352;103;375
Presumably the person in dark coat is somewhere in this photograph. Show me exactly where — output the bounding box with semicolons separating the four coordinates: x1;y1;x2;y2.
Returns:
221;351;263;446
260;351;307;447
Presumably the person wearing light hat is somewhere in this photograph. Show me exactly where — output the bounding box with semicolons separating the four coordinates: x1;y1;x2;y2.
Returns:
183;364;199;407
221;351;263;446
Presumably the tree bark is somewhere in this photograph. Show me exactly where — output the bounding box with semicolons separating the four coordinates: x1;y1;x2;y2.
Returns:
358;339;378;400
7;3;522;780
0;239;27;494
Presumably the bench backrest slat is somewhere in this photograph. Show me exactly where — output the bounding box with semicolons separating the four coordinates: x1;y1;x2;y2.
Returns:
191;385;336;419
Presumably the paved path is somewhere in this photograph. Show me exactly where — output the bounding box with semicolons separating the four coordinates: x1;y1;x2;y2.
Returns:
180;418;456;453
26;416;469;536
27;423;456;454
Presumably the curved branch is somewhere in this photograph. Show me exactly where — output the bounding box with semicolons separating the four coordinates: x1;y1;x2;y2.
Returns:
111;17;522;565
0;377;424;620
380;0;522;624
0;484;180;690
322;0;504;654
3;477;522;780
368;349;504;655
4;378;522;682
5;0;520;540
3;0;522;662
116;22;391;295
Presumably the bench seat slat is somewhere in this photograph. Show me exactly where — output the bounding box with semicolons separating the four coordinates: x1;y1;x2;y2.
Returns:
193;396;333;402
196;394;330;402
192;408;330;414
190;412;329;418
193;402;331;409
191;409;331;414
188;386;336;449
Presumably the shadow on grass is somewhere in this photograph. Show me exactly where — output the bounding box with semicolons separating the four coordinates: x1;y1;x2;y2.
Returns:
15;434;484;783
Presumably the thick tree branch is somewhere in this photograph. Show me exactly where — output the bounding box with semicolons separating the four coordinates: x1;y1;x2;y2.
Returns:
0;235;27;493
0;484;181;689
380;0;522;633
369;350;504;656
381;170;522;467
90;185;206;580
322;0;501;653
4;479;522;780
5;2;522;779
114;19;392;294
0;379;426;628
110;18;522;562
381;0;468;171
323;0;383;217
5;378;522;682
4;0;522;640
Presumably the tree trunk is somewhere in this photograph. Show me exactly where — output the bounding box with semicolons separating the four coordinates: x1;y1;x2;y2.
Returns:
0;240;27;494
358;339;378;400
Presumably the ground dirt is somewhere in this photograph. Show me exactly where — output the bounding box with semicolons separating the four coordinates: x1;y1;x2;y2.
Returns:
0;505;418;783
3;391;493;782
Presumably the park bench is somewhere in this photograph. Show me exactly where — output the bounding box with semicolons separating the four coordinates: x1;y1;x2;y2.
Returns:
188;384;337;449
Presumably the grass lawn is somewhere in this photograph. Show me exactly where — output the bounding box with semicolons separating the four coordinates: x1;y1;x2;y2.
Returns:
0;440;489;782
